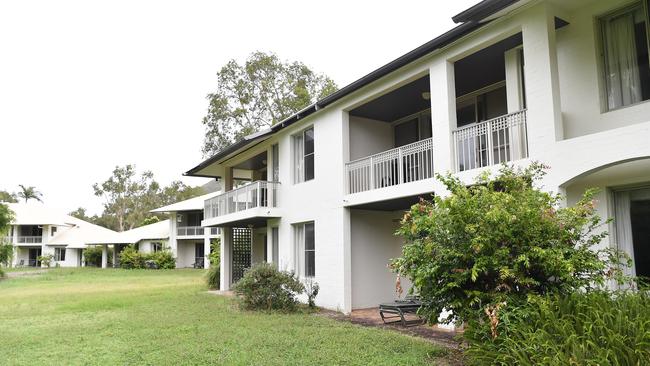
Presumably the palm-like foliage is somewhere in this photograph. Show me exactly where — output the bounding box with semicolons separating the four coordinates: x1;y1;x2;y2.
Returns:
17;185;43;203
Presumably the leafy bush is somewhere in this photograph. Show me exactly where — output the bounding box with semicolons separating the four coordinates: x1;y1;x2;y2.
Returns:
209;238;220;267
37;254;53;268
232;263;305;311
391;163;629;326
119;246;145;269
206;266;220;290
465;291;650;365
0;242;13;267
119;245;175;269
149;250;175;269
304;279;320;308
83;247;113;267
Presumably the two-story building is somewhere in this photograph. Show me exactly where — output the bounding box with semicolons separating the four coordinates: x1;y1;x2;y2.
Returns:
3;203;119;268
151;192;222;269
185;0;650;313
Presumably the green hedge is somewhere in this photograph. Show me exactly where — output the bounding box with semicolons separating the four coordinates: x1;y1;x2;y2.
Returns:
232;263;305;311
119;245;175;269
465;291;650;365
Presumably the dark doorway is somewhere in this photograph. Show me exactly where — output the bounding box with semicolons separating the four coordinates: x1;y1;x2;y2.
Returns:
28;248;41;267
195;242;205;269
631;199;650;278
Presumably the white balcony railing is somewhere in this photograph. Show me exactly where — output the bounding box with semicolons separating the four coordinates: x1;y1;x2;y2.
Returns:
345;137;434;194
177;226;204;236
17;236;43;244
452;109;528;172
204;181;280;220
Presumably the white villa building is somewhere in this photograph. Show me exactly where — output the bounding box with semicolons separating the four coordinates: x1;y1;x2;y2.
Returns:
3;203;119;268
152;192;221;269
184;0;650;313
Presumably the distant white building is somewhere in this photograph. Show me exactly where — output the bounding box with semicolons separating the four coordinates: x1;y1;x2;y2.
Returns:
152;192;222;269
3;203;119;268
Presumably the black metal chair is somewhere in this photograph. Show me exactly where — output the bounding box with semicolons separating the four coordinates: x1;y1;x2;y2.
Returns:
379;297;424;327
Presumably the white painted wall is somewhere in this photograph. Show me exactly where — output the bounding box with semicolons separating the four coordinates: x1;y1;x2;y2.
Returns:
555;0;650;139
348;116;393;160
350;209;411;309
176;240;198;268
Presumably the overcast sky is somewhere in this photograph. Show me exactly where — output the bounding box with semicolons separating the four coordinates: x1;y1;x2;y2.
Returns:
0;0;477;215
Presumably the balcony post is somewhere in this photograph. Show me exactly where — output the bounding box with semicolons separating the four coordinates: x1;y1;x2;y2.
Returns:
369;156;375;190
257;182;262;207
429;59;456;191
486;120;494;166
397;149;403;184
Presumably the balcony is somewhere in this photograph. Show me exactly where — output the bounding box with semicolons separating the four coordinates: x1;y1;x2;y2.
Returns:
17;236;43;244
203;181;281;227
346;138;434;194
452;110;528;172
176;226;220;237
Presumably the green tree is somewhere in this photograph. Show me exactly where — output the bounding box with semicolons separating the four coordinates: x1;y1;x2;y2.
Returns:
17;185;43;203
202;51;337;157
158;181;205;206
0;190;18;203
140;216;160;226
69;207;91;221
0;203;15;274
93;165;159;232
391;163;629;326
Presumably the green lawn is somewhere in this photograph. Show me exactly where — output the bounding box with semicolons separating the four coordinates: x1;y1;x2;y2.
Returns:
0;269;442;365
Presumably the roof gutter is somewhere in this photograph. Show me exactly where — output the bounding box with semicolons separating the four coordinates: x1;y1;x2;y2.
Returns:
451;0;519;24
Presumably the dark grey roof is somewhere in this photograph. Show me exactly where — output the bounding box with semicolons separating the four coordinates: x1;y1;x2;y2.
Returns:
185;0;521;177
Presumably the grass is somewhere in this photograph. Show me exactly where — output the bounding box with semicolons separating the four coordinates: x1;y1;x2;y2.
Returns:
0;268;443;365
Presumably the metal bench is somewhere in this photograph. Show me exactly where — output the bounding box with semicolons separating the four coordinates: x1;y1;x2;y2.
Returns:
379;298;424;327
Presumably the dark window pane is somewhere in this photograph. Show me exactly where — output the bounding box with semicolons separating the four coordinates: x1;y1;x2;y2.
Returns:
304;128;314;155
394;118;418;147
419;114;432;139
305;223;315;250
305;250;315;277
304;154;314;181
456;103;476;126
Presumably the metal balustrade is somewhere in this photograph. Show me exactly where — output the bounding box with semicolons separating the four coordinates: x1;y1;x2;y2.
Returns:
177;226;204;236
17;236;43;244
345;137;434;194
204;181;280;219
452;109;528;172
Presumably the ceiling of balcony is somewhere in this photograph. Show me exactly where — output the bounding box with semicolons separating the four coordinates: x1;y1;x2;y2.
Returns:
349;75;431;122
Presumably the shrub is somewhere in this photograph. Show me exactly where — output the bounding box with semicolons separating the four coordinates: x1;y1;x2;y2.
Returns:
232;263;305;311
209;238;220;267
304;278;320;308
37;254;53;268
83;247;113;267
465;291;650;365
206;266;220;290
0;242;13;267
148;250;175;269
119;246;145;269
391;163;629;326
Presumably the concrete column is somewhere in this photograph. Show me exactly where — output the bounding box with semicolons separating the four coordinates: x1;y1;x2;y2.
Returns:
170;213;178;265
220;228;232;290
80;249;85;267
521;2;563;155
203;236;211;269
429;59;456;196
112;245;118;268
101;245;108;269
505;47;525;113
342;207;352;314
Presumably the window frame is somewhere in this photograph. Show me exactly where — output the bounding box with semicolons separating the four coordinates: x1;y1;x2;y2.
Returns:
597;0;650;112
293;126;314;184
152;242;162;253
54;247;66;262
293;221;315;278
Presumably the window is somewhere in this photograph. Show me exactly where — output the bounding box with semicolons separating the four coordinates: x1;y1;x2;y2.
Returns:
455;83;507;127
54;248;66;262
294;222;315;277
600;1;650;110
152;242;162;252
50;226;57;237
393;111;432;147
293;127;314;183
271;227;279;268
